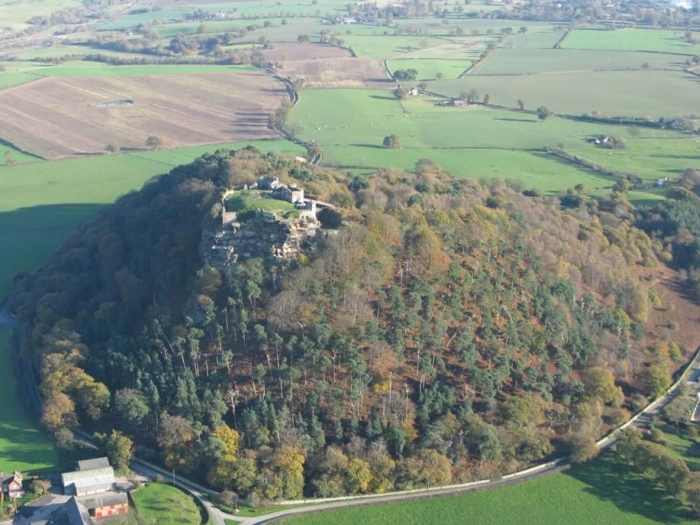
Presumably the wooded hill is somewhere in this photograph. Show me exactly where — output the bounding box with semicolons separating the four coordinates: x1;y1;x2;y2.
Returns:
10;148;695;500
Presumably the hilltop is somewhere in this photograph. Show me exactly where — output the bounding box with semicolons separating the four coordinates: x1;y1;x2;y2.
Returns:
10;147;699;500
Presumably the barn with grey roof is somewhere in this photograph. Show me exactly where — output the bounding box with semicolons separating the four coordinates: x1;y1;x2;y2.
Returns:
61;466;115;497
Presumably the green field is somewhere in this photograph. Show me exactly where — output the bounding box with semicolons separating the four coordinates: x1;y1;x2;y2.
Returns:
0;143;40;165
132;483;201;525
476;48;684;75
322;145;617;192
280;453;695;525
563;28;700;55
0;72;42;91
432;70;700;117
290;89;688;189
292;90;679;150
0;329;59;474
388;59;471;80
567;138;700;182
506;30;567;49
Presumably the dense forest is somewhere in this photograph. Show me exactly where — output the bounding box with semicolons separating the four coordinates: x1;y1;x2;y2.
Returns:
11;148;694;500
637;168;700;299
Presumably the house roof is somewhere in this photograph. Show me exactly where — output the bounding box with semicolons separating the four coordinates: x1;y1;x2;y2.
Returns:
77;458;110;472
59;496;92;525
0;471;22;484
71;476;116;491
62;467;115;486
82;492;128;510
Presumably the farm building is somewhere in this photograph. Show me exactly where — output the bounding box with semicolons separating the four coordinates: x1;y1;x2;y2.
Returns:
62;466;116;496
0;471;25;498
84;493;129;518
77;458;110;471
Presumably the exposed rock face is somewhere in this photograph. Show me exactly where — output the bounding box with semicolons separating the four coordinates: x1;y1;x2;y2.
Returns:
203;211;322;271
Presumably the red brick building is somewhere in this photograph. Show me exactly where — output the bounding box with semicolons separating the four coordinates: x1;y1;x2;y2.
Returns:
84;492;129;518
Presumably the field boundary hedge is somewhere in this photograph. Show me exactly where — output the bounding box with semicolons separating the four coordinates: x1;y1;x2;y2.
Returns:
544;147;642;184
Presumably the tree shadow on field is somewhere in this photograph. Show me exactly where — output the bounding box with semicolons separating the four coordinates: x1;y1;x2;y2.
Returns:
369;94;397;101
494;117;536;123
350;143;389;149
0;203;105;236
564;453;689;523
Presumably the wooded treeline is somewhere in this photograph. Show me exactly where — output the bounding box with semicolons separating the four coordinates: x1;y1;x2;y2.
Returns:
11;148;691;500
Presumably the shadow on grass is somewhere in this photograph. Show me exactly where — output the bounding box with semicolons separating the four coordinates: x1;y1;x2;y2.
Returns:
564;453;687;524
0;203;105;235
369;95;397;101
493;117;537;123
349;144;391;149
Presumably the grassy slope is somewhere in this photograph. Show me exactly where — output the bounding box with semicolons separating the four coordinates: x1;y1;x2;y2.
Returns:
0;329;58;473
281;454;694;525
132;483;201;525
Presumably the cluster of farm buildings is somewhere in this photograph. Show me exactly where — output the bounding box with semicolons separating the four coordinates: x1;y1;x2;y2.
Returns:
10;457;132;525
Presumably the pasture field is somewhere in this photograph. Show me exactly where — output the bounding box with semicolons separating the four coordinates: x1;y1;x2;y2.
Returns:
567;138;700;182
505;30;567;49
132;483;201;525
475;48;684;75
0;329;59;474
12;45;139;60
390;18;556;35
292;89;693;190
388;58;471;80
0;72;41;91
280;453;695;525
0;71;285;158
562;28;700;56
291;90;682;151
0;143;41;165
321;145;617;193
432;70;700;117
